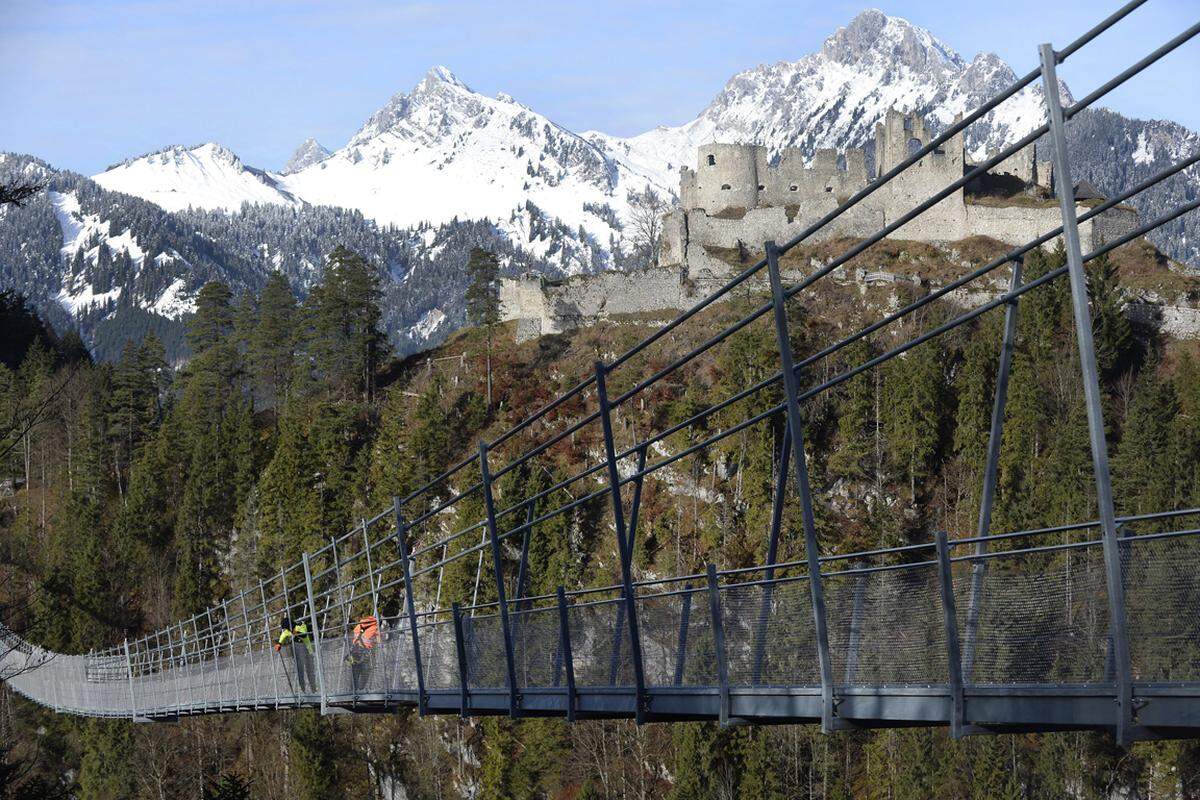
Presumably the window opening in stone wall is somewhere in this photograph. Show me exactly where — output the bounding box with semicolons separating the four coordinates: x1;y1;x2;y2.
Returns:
789;185;798;191
707;154;716;166
758;184;765;190
721;184;731;190
825;186;833;192
907;137;923;157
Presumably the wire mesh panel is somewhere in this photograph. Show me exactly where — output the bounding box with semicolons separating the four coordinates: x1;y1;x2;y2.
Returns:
381;616;417;692
419;618;459;690
826;562;948;686
511;604;562;688
1123;534;1200;683
727;577;819;687
567;597;633;687
954;544;1111;685
464;612;510;691
637;589;705;687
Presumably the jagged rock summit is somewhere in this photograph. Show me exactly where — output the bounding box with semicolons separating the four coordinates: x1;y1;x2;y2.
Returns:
282;138;331;174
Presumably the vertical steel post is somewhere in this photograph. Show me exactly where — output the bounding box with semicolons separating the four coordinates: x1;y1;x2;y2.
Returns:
123;637;138;721
206;607;220;708
239;590;257;708
556;587;578;722
223;600;241;708
362;519;380;623
260;580;279;707
706;565;730;726
607;445;648;685
512;501;535;666
753;426;791;685
302;553;331;715
394;497;428;715
1039;42;1134;745
515;501;534;608
963;258;1023;680
935;531;966;738
451;602;470;718
674;587;692;687
280;567;299;705
593;361;649;722
765;240;837;731
478;441;520;717
174;622;184;713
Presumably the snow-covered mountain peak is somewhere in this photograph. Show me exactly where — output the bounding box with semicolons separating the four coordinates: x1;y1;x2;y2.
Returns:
423;64;469;90
94;142;298;213
282;138;331;174
348;65;485;146
821;9;964;73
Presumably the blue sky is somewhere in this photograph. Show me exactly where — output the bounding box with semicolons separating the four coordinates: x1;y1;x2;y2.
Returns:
2;0;1196;175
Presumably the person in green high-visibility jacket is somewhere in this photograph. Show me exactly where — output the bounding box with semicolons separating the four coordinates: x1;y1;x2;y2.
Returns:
274;616;315;693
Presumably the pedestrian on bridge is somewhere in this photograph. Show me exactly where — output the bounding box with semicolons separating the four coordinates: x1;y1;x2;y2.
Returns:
274;616;315;694
346;614;379;695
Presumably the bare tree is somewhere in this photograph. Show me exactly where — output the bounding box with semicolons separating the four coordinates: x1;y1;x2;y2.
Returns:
625;186;669;270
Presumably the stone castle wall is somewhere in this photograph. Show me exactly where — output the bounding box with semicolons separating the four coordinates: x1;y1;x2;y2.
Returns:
502;108;1145;341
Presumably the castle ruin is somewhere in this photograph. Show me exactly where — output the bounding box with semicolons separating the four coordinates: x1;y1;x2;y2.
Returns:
503;109;1139;340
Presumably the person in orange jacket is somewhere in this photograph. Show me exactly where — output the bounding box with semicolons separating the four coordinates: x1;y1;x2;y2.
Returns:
347;615;379;695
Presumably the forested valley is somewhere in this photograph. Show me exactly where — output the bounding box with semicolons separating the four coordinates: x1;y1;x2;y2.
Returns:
4;237;1200;800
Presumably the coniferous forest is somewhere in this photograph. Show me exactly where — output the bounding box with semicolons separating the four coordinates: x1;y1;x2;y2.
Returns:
5;237;1200;800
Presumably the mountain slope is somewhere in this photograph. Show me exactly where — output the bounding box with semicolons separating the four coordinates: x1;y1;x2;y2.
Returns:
82;11;1197;270
94;143;300;213
278;67;671;257
1;153;605;361
610;9;1062;174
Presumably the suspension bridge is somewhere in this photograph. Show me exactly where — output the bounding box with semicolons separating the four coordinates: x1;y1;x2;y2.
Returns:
3;0;1200;747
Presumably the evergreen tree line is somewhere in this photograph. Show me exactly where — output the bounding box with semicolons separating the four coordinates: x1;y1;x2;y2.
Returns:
3;238;1200;798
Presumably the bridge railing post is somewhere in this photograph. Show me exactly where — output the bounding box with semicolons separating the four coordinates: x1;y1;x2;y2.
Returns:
608;446;649;687
753;426;791;685
302;553;331;714
122;637;138;721
765;240;838;731
202;609;216;711
593;361;649;722
706;564;731;726
238;590;256;709
1039;42;1134;745
478;441;520;717
963;257;1023;681
222;600;240;709
394;497;428;715
934;531;966;738
358;520;377;626
673;586;692;687
555;587;577;722
451;602;470;718
260;579;280;708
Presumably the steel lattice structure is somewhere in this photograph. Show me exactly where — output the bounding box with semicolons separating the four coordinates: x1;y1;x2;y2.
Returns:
3;0;1199;746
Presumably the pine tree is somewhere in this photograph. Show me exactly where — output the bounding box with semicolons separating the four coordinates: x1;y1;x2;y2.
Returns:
251;272;297;411
188;282;235;355
290;711;340;800
1086;251;1133;378
465;247;501;410
305;246;386;405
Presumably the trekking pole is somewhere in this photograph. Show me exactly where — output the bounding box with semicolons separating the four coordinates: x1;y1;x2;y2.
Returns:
275;646;297;700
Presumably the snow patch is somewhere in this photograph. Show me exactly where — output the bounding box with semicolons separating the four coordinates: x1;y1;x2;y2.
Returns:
149;278;194;319
412;308;447;339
